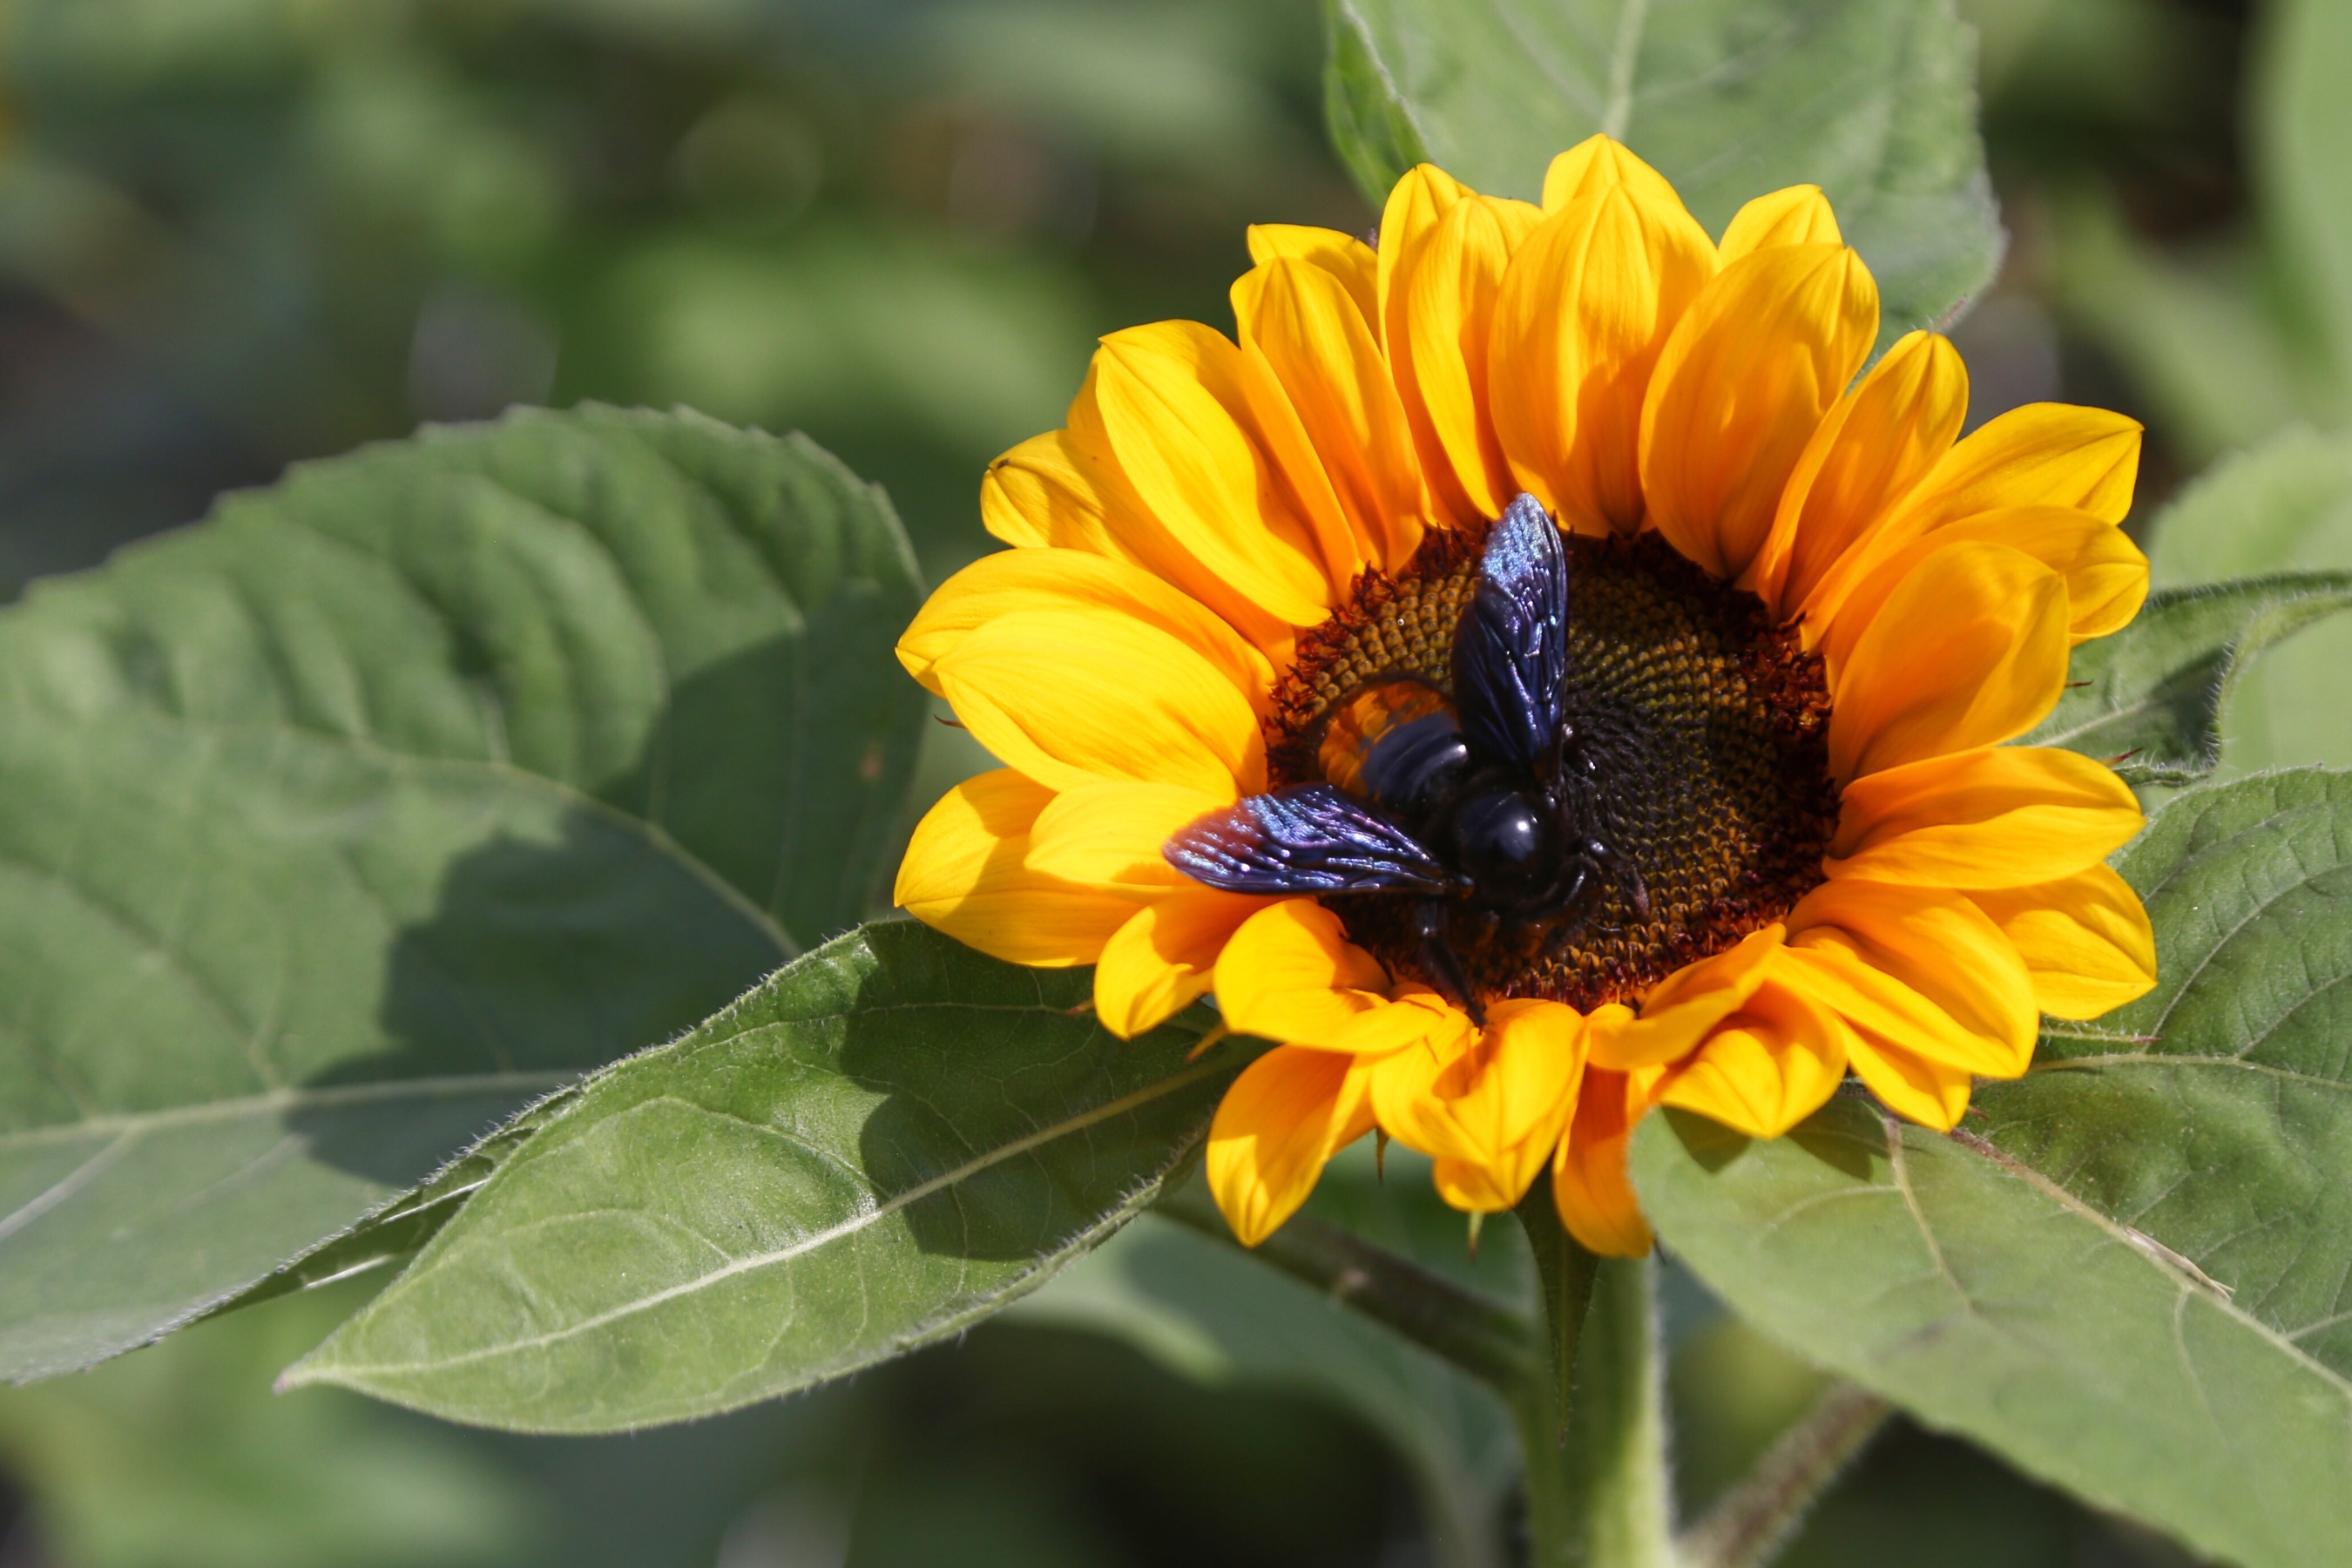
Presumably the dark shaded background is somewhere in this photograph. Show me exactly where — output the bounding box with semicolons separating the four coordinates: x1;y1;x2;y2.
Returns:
0;0;2260;1563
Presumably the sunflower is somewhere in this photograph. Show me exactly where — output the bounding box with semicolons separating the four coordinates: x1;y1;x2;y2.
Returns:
894;137;2157;1255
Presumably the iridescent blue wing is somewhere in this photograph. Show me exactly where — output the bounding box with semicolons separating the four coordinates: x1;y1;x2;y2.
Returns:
1452;491;1569;774
1163;785;1461;896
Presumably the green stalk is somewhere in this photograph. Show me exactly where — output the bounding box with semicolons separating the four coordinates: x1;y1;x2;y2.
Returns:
1512;1200;1675;1568
1513;1186;1599;1440
1676;1382;1889;1568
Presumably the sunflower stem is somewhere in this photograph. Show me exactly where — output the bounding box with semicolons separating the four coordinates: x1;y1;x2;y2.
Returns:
1513;1187;1599;1443
1511;1199;1675;1568
1675;1382;1890;1568
1154;1185;1537;1393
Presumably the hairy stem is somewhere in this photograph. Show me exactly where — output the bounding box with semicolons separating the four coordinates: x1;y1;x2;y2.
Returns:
1566;1255;1677;1568
1155;1186;1536;1393
1512;1201;1674;1568
1514;1186;1599;1441
1677;1382;1891;1568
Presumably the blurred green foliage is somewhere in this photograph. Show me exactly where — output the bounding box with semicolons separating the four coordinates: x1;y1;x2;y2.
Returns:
0;0;2300;1563
0;0;1359;591
0;1275;1414;1568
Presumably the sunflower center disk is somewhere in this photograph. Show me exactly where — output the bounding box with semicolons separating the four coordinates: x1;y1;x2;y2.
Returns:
1267;531;1840;1012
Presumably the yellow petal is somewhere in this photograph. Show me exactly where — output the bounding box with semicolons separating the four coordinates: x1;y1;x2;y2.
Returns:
1373;1000;1584;1210
1247;223;1380;325
1654;974;1849;1139
1827;745;2144;889
1366;1031;1466;1154
1207;1045;1378;1246
1429;1158;1530;1215
1541;134;1685;214
980;429;1143;558
1640;244;1880;580
1801;403;2146;641
1892;402;2143;531
1044;375;1299;660
1716;185;1842;260
1376;163;1473;349
935;607;1265;799
1396;193;1544;526
1970;864;2157;1020
1936;507;2149;641
1591;925;1782;1070
1826;542;2070;781
1094;885;1274;1038
1090;321;1343;625
1783;880;2039;1079
1820;507;2149;672
899;546;1273;703
1214;899;1474;1055
1750;331;1968;618
1451;1007;1585;1210
894;770;1140;966
1490;182;1716;532
1551;1057;1654;1256
1332;989;1475;1056
1477;1002;1590;1148
1214;896;1385;1033
1234;255;1424;571
1843;1037;1974;1130
1026;780;1229;893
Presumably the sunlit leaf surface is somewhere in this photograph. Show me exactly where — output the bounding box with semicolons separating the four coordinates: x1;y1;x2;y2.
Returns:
0;408;928;1380
0;709;786;1382
286;923;1247;1432
1975;772;2352;1382
0;402;926;946
1323;0;2002;348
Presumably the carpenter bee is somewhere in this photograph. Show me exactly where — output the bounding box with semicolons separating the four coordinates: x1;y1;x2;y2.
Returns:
1164;493;1646;1025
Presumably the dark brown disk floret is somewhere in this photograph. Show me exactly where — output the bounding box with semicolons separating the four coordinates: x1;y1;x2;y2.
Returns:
1266;526;1840;1013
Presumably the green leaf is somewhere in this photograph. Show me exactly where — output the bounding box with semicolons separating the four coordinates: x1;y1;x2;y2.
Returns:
0;406;929;1377
0;706;788;1382
199;1089;584;1321
1321;0;1431;218
2017;571;2352;784
1321;0;2002;347
0;403;928;946
1635;769;2352;1567
2148;427;2352;771
282;922;1247;1432
1632;1099;2352;1568
1014;1206;1517;1568
1972;771;2352;1382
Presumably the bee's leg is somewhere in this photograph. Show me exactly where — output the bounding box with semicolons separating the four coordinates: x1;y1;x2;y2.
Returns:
1414;900;1487;1028
1581;836;1651;922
